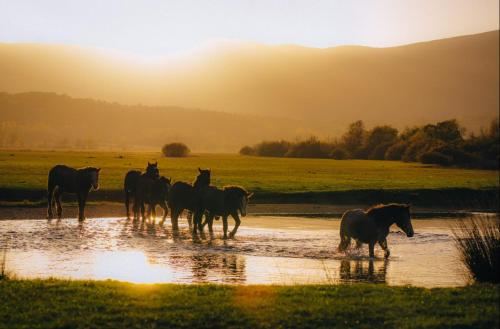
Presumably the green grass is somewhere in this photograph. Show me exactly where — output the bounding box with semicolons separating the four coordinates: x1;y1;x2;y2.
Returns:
0;150;498;193
0;280;497;329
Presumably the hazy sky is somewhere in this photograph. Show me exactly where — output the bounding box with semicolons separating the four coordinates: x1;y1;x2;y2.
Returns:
1;0;498;56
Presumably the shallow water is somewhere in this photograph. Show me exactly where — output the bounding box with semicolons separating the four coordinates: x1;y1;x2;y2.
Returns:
0;215;494;287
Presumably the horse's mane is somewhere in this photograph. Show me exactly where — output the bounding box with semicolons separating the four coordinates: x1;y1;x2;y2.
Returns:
223;185;248;196
366;203;409;221
78;167;100;172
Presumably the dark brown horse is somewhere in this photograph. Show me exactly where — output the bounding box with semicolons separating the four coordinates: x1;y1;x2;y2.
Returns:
47;165;100;221
197;186;253;238
147;176;171;223
167;168;210;231
124;162;159;219
338;203;414;258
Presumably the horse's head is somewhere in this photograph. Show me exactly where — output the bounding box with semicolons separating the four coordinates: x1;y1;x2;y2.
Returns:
146;162;159;178
90;167;101;190
194;168;211;188
395;204;414;237
238;190;253;217
158;176;172;196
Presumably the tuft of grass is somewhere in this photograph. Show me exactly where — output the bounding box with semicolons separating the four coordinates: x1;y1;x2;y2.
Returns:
453;216;500;283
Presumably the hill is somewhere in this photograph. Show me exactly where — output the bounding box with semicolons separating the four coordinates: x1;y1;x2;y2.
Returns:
0;31;498;136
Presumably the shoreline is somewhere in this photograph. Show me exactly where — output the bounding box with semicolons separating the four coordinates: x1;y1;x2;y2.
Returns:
0;202;498;220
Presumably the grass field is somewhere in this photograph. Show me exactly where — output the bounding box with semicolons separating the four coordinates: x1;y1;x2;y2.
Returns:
0;150;498;193
0;280;498;329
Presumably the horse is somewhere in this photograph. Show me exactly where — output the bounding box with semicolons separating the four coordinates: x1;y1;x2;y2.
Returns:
338;203;414;258
146;176;171;223
47;165;101;221
196;186;253;238
167;168;210;231
124;162;159;219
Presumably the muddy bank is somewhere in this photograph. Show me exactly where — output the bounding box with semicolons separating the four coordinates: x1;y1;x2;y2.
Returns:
0;187;498;210
0;202;496;220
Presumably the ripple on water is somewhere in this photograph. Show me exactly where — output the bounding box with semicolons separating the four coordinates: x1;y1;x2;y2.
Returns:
0;216;470;287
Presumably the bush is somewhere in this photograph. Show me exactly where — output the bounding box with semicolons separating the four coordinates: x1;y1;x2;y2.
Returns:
385;141;407;160
330;147;349;160
286;137;330;158
162;143;190;157
370;142;395;160
453;216;500;283
419;151;453;166
239;146;255;156
254;140;290;157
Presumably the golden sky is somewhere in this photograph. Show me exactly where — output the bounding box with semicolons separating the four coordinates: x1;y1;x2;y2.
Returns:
0;0;498;56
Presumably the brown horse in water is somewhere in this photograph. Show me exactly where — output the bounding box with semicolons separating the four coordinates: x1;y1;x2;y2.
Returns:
167;168;211;230
47;165;100;221
197;186;253;238
338;203;414;258
124;162;159;220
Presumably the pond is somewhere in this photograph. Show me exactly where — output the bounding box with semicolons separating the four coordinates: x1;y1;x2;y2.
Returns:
0;214;493;287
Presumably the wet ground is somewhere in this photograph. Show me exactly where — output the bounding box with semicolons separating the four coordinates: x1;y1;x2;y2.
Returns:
0;214;495;287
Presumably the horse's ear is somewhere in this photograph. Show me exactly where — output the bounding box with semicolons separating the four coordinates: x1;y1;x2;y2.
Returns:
148;162;151;166
97;168;101;172
154;161;157;166
198;167;202;173
167;177;171;183
247;192;253;198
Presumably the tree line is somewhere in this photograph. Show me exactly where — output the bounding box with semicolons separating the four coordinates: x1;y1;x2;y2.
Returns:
240;119;499;169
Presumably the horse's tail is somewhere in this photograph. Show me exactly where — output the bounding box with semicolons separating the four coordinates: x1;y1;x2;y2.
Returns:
338;212;351;252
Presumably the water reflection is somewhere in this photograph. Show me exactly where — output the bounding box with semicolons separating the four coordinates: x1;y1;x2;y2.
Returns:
0;216;472;287
339;259;388;284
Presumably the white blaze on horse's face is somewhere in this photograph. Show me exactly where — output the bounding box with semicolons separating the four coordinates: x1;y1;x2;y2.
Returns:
91;170;99;190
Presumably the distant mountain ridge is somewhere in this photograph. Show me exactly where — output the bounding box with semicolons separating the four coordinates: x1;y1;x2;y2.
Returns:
0;30;498;135
0;92;305;151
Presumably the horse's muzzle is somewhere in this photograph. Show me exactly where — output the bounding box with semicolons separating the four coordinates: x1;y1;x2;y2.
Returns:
406;232;414;237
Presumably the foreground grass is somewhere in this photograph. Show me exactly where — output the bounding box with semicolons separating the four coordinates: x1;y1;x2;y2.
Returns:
0;150;497;193
0;280;498;329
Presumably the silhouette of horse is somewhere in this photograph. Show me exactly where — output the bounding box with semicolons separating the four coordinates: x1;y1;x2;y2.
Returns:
147;176;171;223
124;162;159;219
167;168;210;231
197;186;253;238
47;165;100;221
338;203;414;258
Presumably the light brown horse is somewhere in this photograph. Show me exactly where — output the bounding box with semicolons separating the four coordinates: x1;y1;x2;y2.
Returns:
338;203;414;258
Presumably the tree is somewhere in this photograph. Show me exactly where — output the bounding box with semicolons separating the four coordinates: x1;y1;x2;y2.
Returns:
239;145;255;155
364;125;398;159
341;120;366;158
162;143;190;157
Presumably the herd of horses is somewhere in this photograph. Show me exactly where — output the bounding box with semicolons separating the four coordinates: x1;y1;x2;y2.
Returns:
46;163;415;257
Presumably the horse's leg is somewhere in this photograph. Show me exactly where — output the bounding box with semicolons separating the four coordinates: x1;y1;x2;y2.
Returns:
125;191;131;220
171;208;180;231
355;240;363;249
379;238;390;258
203;213;215;233
222;215;229;239
55;188;63;219
132;199;139;221
78;191;88;221
140;201;146;221
228;212;241;238
368;241;376;258
47;185;55;219
159;201;168;225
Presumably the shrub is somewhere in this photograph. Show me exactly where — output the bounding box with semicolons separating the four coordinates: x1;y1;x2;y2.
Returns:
162;143;190;157
254;140;290;157
453;216;500;283
286;137;330;158
419;151;453;166
385;141;407;160
370;142;395;160
239;145;255;156
330;147;349;160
